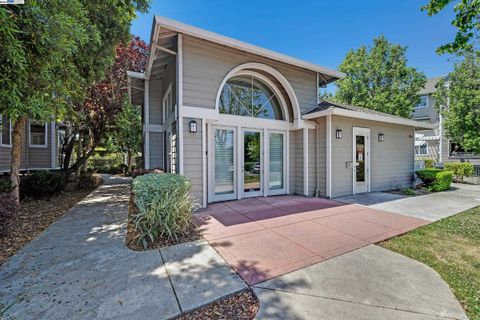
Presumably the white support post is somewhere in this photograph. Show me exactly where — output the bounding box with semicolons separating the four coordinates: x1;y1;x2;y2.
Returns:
177;34;184;174
144;79;150;169
303;127;309;196
202;119;207;208
326;115;332;198
263;128;269;197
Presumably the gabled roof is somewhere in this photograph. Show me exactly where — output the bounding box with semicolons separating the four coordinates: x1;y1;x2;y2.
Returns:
153;15;345;83
303;100;435;130
419;76;447;95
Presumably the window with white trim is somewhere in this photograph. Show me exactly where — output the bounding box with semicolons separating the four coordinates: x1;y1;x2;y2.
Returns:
29;121;48;147
416;95;428;108
162;84;173;121
419;142;428;155
0;115;12;147
219;75;284;120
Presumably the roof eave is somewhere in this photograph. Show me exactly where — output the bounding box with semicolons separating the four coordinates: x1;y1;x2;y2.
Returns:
153;15;345;80
303;108;436;130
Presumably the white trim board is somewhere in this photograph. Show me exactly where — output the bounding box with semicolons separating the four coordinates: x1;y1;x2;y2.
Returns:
303;108;436;130
153;15;345;80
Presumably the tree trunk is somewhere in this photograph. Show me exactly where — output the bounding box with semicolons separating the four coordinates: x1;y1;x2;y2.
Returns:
76;131;83;178
10;116;27;206
127;152;133;174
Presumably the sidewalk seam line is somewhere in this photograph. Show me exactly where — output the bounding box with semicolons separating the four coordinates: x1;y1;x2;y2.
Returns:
159;249;183;313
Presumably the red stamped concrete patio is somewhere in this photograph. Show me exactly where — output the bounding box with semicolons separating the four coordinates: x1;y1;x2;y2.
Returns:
194;196;430;285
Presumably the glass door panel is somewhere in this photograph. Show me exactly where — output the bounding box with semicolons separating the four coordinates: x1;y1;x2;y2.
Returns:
242;130;262;197
353;127;369;194
214;128;236;199
269;133;284;191
355;135;365;183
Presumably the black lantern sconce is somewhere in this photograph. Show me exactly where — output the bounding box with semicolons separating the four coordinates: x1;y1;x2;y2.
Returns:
336;129;343;139
378;133;385;142
189;120;197;133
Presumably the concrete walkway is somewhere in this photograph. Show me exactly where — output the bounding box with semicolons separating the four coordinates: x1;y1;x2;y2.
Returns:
0;175;245;320
254;245;468;320
336;183;480;221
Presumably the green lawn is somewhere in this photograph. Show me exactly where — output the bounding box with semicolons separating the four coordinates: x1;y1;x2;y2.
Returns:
381;206;480;320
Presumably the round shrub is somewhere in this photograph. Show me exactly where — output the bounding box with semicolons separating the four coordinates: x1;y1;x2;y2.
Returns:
429;171;453;192
415;168;442;185
21;171;66;198
132;173;198;248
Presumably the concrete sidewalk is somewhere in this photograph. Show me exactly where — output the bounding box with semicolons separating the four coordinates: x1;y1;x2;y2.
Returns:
336;183;480;221
0;175;245;320
254;245;468;320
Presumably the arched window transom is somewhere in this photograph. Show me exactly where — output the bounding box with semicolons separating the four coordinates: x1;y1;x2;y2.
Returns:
219;75;284;120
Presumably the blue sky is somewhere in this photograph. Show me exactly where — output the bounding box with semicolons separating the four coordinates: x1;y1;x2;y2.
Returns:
131;0;457;80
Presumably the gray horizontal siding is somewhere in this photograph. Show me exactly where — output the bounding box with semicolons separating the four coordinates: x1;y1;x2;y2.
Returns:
308;128;316;196
183;117;204;207
1;121;57;172
288;130;304;195
182;35;317;115
149;79;163;125
330;116;415;198
149;132;164;170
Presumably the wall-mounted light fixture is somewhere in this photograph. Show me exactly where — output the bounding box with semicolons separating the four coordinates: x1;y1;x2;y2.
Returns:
189;120;197;133
378;133;385;142
336;129;343;139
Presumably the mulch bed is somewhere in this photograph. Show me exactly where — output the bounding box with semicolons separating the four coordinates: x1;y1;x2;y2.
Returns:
178;289;259;320
125;193;202;251
387;188;431;197
0;179;103;265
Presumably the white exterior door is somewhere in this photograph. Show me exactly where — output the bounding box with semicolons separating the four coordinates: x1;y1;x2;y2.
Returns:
353;127;370;194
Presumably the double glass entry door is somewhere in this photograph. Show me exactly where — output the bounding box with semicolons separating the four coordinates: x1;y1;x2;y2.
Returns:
211;126;285;202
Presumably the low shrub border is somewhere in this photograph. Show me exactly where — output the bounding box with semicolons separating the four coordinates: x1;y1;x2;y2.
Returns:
444;162;474;182
127;173;200;250
416;168;453;192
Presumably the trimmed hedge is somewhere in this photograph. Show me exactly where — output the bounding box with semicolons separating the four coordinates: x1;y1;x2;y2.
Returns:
21;171;66;198
416;168;452;192
132;173;198;248
430;171;453;192
444;162;474;182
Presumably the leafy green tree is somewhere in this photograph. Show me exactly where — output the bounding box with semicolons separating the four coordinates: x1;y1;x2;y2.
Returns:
435;52;480;154
334;36;427;118
0;1;90;204
109;101;143;173
422;0;480;54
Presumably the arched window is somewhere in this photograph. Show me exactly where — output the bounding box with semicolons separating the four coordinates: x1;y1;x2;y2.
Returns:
219;74;284;120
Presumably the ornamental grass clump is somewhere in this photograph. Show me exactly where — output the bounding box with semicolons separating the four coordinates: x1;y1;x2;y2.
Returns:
132;173;198;248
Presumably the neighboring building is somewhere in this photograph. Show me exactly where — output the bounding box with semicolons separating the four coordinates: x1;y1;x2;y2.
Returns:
128;16;433;208
0;117;62;173
413;77;480;165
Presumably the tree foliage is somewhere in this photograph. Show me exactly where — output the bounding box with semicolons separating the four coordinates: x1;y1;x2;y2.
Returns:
435;52;480;154
108;100;143;172
422;0;480;54
333;36;427;118
63;36;148;172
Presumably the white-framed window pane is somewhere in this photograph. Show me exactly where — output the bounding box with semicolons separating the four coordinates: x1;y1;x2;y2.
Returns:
417;95;428;108
419;143;428;155
269;133;284;190
30;121;46;146
1;115;11;146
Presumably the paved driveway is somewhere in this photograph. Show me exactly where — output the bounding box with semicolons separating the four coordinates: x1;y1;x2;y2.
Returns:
195;196;429;285
337;183;480;221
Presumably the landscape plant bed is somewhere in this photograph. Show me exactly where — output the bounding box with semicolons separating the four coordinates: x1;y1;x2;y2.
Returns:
381;206;480;319
178;289;259;320
0;178;103;265
125;193;201;251
387;188;431;197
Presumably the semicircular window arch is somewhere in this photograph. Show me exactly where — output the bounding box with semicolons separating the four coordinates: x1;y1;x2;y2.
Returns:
219;75;285;120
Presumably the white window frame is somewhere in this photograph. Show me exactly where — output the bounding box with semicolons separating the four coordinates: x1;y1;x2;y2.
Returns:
416;95;428;108
162;83;173;122
0;115;12;148
413;117;430;123
28;120;48;148
419;142;429;155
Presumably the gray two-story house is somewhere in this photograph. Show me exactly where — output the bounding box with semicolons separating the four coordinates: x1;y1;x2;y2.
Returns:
128;16;433;208
413;77;480;165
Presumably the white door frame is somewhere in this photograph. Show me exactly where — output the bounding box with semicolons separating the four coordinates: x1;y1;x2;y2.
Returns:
208;125;238;202
266;130;287;196
240;128;264;198
352;127;370;194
